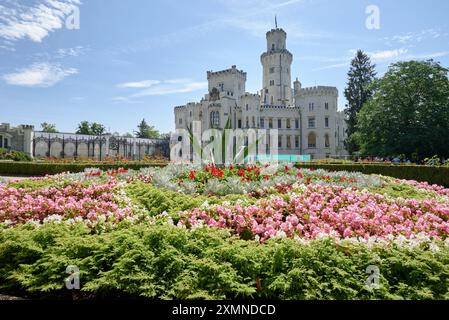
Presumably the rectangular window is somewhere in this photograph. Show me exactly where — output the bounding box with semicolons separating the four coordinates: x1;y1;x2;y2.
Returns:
261;118;265;128
325;117;329;128
325;102;329;110
295;136;300;149
269;67;275;74
238;120;242;129
278;136;282;148
219;83;224;92
286;119;291;129
308;117;315;128
287;136;291;149
270;80;275;86
295;119;299;129
278;119;282;128
309;103;314;112
179;118;182;125
269;118;273;129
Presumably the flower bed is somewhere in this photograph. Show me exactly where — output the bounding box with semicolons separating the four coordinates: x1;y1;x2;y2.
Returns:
0;180;133;227
180;185;449;242
2;163;449;300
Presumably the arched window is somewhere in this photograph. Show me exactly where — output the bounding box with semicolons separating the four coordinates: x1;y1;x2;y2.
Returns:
308;132;317;149
324;134;330;148
210;111;220;128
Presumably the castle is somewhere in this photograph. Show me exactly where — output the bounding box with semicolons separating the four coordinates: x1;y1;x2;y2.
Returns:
173;25;348;160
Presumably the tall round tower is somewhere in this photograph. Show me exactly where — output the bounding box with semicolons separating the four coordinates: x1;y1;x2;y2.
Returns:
261;26;293;106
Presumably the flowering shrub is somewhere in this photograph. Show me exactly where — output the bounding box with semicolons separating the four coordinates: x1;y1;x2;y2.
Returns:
180;185;449;242
401;179;449;197
0;180;133;227
149;164;383;196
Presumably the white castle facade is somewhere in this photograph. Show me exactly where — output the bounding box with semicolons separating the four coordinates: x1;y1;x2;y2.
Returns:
174;27;348;160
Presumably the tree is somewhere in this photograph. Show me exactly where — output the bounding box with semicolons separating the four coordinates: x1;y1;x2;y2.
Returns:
90;122;106;135
356;60;449;160
40;122;58;133
76;121;106;135
344;50;377;154
76;121;92;135
135;119;160;139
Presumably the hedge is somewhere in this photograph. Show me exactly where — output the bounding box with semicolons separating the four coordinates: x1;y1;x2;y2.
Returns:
295;163;449;187
0;161;166;176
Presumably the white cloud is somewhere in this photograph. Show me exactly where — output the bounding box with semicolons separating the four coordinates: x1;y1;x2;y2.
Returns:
383;29;444;46
314;48;449;71
368;49;409;62
56;46;86;58
115;79;208;101
0;0;81;43
117;80;161;89
2;62;78;87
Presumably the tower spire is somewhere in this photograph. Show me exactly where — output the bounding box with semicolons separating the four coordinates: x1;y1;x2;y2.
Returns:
275;15;278;28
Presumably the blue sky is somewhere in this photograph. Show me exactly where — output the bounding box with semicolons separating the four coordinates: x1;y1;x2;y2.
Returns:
1;0;449;134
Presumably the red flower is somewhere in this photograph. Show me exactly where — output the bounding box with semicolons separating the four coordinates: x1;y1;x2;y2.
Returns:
306;177;312;185
189;170;196;180
297;172;304;179
238;168;246;177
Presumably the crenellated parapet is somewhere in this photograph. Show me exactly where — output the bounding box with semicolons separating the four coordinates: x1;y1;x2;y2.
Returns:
297;86;338;97
207;65;247;80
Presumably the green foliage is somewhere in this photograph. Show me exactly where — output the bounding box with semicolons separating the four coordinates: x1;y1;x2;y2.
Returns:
76;121;106;136
369;179;439;201
135;119;160;139
125;181;256;220
0;148;32;162
294;163;449;187
0;162;165;176
424;155;442;166
344;50;377;154
356;60;449;160
0;223;448;300
125;181;205;219
40;122;58;133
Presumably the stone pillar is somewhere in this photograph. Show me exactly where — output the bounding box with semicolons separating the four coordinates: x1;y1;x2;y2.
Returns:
22;125;35;157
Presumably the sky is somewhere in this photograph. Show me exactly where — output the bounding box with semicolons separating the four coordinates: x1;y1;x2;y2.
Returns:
1;0;449;135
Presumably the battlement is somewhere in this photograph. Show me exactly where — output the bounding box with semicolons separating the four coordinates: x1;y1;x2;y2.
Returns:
207;65;247;79
266;28;286;36
242;93;261;98
298;86;338;96
261;104;301;110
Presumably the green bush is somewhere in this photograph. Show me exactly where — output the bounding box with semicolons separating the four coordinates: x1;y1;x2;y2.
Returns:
0;162;165;176
125;181;256;220
0;223;448;300
295;163;449;187
0;148;32;162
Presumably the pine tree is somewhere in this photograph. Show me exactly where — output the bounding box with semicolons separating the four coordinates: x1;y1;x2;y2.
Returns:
344;50;376;154
135;119;160;139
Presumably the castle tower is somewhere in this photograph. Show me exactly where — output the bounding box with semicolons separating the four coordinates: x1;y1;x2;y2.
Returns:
261;22;293;106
